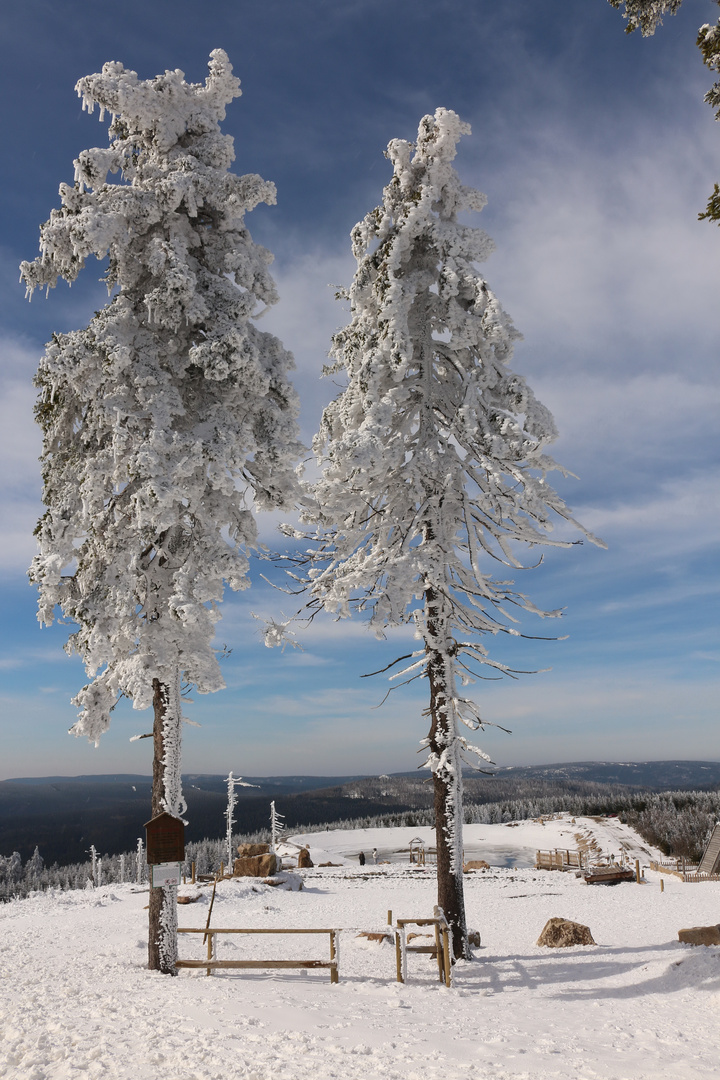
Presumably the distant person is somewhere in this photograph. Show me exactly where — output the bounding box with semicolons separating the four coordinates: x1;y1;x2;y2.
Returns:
372;848;378;865
358;852;366;866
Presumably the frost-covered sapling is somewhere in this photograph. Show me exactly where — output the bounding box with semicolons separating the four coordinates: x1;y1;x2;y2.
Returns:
224;772;256;869
280;109;603;959
21;51;302;972
270;800;285;852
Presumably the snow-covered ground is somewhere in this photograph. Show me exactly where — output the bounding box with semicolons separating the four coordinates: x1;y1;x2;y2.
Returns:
2;814;719;1080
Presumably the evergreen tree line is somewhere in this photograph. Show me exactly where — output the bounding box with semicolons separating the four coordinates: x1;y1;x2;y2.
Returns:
3;787;719;901
0;829;268;902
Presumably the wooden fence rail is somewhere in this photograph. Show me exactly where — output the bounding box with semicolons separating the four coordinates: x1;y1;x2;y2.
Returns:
176;927;339;983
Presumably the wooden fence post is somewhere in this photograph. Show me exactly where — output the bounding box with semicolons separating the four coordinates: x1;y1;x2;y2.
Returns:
441;925;452;988
395;930;404;983
434;921;443;982
330;930;339;984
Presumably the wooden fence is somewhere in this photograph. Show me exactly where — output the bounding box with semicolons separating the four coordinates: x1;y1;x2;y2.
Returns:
535;849;586;871
649;860;720;883
176;927;339;983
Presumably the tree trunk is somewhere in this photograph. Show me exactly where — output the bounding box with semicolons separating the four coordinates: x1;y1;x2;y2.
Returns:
148;677;180;974
425;587;469;961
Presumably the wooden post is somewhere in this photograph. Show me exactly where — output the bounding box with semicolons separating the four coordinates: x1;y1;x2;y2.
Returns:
660;878;664;892
441;926;452;988
203;877;217;951
635;859;641;884
434;920;444;982
395;931;404;983
330;930;339;984
206;930;213;976
387;909;392;926
191;861;196;885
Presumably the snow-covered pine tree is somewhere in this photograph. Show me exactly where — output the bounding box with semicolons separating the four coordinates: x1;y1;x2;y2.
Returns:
290;109;603;959
607;0;683;36
608;0;720;223
698;4;720;223
24;846;44;890
21;51;302;973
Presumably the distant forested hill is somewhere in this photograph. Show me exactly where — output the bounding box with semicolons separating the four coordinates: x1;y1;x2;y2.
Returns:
1;761;719;865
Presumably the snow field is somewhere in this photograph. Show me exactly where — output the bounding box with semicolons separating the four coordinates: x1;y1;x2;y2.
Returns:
1;816;720;1080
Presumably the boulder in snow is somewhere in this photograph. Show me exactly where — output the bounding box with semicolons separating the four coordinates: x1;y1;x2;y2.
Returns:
678;924;720;946
237;843;271;857
537;918;596;948
233;852;278;877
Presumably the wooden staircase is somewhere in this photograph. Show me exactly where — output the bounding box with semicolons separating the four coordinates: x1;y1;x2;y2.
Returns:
697;822;720;875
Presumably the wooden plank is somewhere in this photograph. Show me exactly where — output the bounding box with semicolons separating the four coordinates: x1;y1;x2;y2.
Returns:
396;918;439;928
175;959;332;969
178;927;336;935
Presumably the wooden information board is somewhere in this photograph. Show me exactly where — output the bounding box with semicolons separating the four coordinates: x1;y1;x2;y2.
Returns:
144;811;185;865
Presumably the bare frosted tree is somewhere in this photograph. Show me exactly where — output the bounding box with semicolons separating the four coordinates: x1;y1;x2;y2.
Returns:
21;51;302;972
277;109;603;959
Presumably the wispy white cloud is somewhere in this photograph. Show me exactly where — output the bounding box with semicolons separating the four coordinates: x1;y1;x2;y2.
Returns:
581;473;720;558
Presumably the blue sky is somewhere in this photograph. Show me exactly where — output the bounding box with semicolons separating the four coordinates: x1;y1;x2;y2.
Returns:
0;0;718;780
